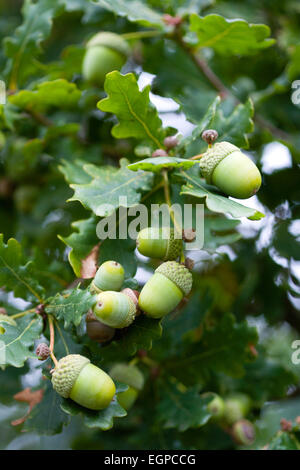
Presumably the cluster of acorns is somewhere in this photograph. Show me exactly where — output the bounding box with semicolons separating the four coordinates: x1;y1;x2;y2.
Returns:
39;31;262;440
48;227;193;413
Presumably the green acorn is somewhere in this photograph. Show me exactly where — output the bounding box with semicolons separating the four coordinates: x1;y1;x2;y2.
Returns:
223;393;252;425
232;419;255;446
93;291;136;328
86;310;115;343
51;354;115;410
110;363;144;410
139;261;193;318
0;313;16;334
136;227;182;261
90;260;125;294
201;392;225;421
82;32;130;86
199;141;262;199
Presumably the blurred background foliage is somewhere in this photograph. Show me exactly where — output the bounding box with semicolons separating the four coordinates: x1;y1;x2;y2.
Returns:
0;0;299;450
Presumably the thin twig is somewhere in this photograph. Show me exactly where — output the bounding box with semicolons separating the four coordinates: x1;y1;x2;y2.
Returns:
173;29;290;141
162;169;182;236
48;316;58;368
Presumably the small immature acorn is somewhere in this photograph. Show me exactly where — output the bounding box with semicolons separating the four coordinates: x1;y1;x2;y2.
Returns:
51;354;116;410
232;419;255;446
201;392;225;421
164;136;179;150
138;261;193;318
199;141;262;199
86;310;115;343
136;227;182;261
0;313;16;334
201;129;218;145
36;343;50;361
93;291;136;328
110;363;144;410
82;32;130;86
223;393;252;425
152;149;168;157
90;260;125;294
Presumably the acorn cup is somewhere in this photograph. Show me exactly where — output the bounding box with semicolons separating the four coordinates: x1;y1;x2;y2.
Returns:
199;141;262;199
93;290;137;328
86;310;115;343
201;392;225;421
223;393;252;425
82;32;130;86
232;419;255;446
90;260;125;294
0;313;16;334
136;227;182;261
138;261;193;318
51;354;116;410
109;363;144;410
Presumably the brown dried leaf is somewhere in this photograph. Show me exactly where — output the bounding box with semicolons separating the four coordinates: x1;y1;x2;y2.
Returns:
11;387;44;426
80;244;100;279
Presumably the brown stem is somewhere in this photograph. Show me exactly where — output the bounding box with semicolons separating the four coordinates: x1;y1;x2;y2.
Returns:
48;316;58;368
173;29;290;141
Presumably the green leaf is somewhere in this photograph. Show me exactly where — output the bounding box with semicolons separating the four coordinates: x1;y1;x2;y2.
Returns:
166;314;258;383
9;79;81;112
93;0;166;29
4;0;64;88
189;14;275;56
69;158;154;217
99;238;137;279
157;381;211;431
98;72;165;148
0;314;43;368
58;217;98;278
287;45;300;81
179;172;265;220
178;96;221;155
211;99;254;148
59;159;93;185
267;431;300;450
101;315;162;359
46;287;97;329
203;213;241;250
0;235;45;303
163;291;212;348
128;156;195;173
24;379;69;435
60;383;127;430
